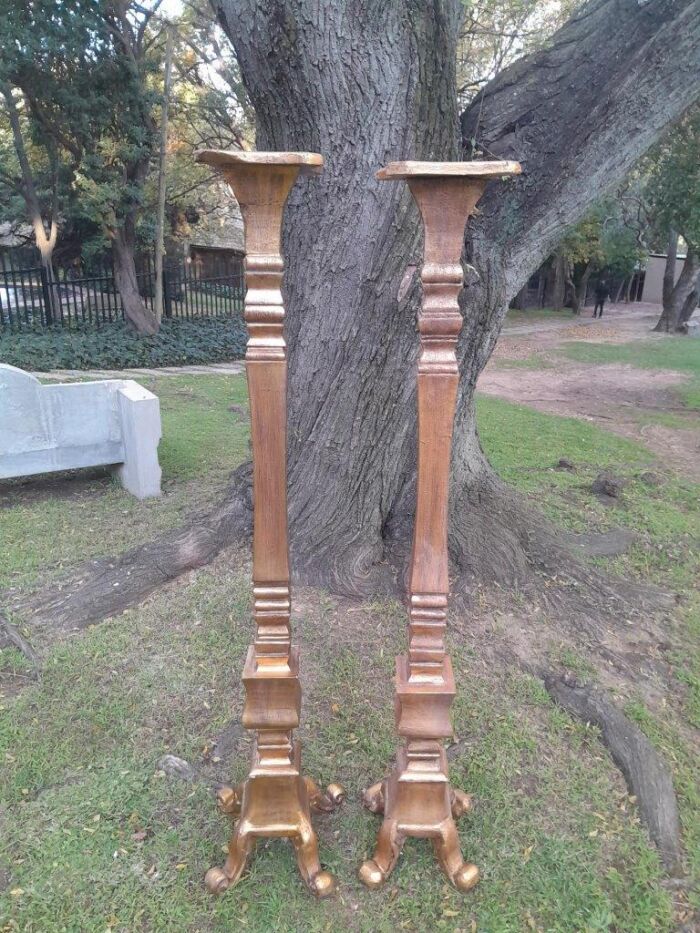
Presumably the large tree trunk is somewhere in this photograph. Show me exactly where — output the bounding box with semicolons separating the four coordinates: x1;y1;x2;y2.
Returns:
212;0;700;594
1;83;59;325
654;246;700;332
577;262;594;312
34;222;58;327
112;219;159;335
545;251;568;310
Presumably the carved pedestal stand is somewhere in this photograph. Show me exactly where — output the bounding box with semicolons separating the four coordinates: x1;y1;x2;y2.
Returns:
360;160;521;891
195;150;344;898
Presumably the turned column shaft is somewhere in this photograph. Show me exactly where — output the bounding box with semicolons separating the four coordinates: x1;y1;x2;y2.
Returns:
240;173;296;672
407;177;485;685
196;150;342;898
360;160;520;893
233;166;302;776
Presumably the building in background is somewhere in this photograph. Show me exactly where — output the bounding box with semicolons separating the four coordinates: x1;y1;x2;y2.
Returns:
176;180;245;278
640;252;688;304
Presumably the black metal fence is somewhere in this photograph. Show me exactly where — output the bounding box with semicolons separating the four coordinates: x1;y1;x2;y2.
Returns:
0;250;245;331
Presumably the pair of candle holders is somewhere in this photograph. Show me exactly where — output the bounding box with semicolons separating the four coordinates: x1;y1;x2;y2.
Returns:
195;149;520;898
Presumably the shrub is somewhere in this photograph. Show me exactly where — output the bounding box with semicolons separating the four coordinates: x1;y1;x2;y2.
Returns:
0;317;247;371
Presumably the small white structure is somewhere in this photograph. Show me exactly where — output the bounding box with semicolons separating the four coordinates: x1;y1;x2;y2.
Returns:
0;364;161;498
641;253;688;305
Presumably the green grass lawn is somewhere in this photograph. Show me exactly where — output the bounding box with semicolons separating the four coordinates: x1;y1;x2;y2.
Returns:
0;374;249;593
561;336;700;410
0;583;676;932
1;375;698;931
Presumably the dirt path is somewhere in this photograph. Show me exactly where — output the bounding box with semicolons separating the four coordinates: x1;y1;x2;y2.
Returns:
34;361;244;381
481;303;700;479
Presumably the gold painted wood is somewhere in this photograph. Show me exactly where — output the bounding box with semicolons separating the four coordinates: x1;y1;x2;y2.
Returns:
360;159;521;892
195;149;343;898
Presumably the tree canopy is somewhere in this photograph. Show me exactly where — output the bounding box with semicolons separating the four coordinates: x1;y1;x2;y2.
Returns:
0;0;248;331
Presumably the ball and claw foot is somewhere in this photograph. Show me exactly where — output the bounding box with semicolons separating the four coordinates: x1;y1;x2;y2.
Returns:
308;870;336;898
358;859;387;890
452;862;480;891
362;780;385;814
204;866;232;895
214;783;242;816
451;789;473;819
433;819;480;892
305;777;346;813
326;782;346;806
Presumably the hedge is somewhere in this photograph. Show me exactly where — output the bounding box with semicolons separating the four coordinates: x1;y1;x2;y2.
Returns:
0;317;247;372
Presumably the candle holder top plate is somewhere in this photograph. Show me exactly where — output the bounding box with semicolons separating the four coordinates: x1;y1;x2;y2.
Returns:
195;149;323;175
376;160;521;180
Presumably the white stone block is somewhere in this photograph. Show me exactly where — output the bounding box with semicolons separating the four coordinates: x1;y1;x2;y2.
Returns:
114;381;162;498
0;363;162;498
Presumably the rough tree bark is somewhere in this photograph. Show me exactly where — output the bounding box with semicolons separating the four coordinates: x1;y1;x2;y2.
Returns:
206;0;700;597
662;228;679;308
654;244;700;332
577;261;594;312
564;258;589;314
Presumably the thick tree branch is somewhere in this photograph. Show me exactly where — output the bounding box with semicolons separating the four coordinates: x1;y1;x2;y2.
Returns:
462;0;700;296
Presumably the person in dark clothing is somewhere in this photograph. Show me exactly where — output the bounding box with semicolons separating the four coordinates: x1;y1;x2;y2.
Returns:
593;280;608;318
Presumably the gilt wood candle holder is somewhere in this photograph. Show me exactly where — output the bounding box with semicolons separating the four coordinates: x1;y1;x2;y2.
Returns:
360;160;521;891
195;150;344;898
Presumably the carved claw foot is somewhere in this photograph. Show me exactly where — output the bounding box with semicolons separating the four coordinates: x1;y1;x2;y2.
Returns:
204;824;255;895
362;780;386;814
433;819;479;891
204;866;231;895
305;777;346;813
452;862;480;891
359;818;403;889
450;788;473;819
325;782;346;807
214;783;243;817
307;870;336;898
358;858;386;889
294;820;336;898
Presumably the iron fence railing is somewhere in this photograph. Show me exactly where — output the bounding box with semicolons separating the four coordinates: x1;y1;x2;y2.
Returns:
0;251;245;331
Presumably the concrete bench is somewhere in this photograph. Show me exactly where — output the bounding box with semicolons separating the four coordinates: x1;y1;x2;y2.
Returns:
0;364;161;498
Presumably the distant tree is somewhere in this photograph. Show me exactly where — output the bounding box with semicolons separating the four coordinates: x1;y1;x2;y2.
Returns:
0;85;67;322
0;0;163;334
645;106;700;332
545;203;644;313
560;213;605;313
151;1;251;247
456;0;575;108
0;0;250;331
172;0;252;150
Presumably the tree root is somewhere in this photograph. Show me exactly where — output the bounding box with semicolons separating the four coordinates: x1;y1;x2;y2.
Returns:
5;461;672;652
13;464;252;639
448;473;673;629
0;610;40;671
543;671;683;875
